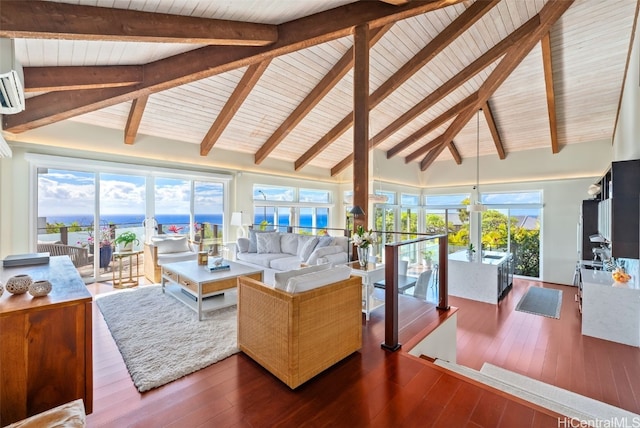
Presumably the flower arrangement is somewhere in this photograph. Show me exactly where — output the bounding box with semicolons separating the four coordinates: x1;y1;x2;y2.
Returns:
167;225;184;234
352;225;377;249
85;225;113;248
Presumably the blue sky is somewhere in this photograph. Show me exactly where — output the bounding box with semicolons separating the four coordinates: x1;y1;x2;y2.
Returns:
38;169;223;217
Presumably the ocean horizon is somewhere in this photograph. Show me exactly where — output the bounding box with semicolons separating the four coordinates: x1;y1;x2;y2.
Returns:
44;213;327;229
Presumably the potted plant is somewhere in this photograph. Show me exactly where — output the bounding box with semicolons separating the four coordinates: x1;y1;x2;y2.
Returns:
114;231;139;252
422;249;434;269
467;243;476;261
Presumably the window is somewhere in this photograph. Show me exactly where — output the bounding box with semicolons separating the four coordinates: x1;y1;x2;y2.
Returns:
480;191;542;278
253;185;333;234
425;194;470;253
29;154;230;283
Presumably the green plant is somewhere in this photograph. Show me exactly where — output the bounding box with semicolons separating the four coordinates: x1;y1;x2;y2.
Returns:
422;249;434;262
468;243;475;253
114;231;139;247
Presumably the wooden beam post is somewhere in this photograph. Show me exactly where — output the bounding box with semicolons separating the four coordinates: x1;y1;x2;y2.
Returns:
353;24;370;230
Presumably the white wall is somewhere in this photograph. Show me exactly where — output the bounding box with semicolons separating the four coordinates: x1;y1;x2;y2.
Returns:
613;15;640;161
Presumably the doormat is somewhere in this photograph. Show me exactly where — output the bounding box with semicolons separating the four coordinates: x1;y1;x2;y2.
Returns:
515;286;562;319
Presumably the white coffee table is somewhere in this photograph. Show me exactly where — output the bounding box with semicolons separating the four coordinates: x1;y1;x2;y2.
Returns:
347;261;385;321
161;260;263;320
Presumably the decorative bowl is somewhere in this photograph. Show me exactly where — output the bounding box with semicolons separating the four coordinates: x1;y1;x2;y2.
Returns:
29;280;52;297
5;274;33;295
612;268;631;284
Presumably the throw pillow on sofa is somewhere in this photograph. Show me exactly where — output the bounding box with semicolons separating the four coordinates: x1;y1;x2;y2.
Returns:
315;235;334;249
298;237;318;262
237;237;250;253
280;233;299;255
306;245;341;265
248;229;275;253
257;232;281;254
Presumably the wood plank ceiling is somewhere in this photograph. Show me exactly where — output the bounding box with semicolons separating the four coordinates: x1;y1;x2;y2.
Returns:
1;0;637;175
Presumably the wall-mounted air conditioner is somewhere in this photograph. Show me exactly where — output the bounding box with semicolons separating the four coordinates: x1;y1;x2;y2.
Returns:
0;38;25;114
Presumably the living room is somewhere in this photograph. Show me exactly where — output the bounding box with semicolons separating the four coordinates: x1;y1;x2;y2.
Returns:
1;0;640;426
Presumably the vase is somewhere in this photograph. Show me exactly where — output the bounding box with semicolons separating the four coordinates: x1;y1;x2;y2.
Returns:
5;274;32;294
0;280;3;298
357;246;369;268
117;242;133;252
100;246;113;269
29;280;52;297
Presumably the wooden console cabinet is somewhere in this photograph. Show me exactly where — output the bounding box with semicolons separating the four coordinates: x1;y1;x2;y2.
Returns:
0;256;93;426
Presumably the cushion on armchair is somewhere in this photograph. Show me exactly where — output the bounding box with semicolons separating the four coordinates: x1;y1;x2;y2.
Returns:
285;265;352;293
273;263;331;290
151;235;191;254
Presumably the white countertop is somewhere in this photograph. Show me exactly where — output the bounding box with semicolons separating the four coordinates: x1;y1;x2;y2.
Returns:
580;267;638;290
449;250;509;265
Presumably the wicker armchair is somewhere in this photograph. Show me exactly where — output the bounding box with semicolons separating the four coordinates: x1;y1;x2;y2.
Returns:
237;275;362;389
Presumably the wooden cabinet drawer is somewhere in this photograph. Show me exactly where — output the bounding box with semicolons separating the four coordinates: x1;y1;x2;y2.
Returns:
163;269;178;282
180;277;198;292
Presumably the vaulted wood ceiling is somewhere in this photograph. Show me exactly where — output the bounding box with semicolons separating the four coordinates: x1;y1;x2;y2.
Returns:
1;0;637;176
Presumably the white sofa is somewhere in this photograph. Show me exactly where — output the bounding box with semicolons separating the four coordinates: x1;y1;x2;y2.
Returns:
143;235;198;282
236;231;349;285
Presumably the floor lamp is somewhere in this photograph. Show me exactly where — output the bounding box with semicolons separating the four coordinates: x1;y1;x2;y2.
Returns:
349;205;365;261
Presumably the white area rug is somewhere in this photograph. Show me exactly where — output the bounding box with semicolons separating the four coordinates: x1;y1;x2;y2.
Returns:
95;285;238;392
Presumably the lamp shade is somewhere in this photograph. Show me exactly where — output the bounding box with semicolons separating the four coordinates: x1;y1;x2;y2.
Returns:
230;212;243;226
349;205;365;216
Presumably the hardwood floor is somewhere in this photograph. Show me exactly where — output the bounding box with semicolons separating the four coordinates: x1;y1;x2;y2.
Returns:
84;277;639;427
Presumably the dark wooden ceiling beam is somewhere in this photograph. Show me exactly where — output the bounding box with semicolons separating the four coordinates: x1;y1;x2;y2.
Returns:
124;95;149;145
4;0;462;134
386;92;478;159
541;32;559;154
23;66;143;92
331;9;540;176
0;1;277;46
482;100;506;159
369;14;539;148
447;141;462;164
257;24;392;166
298;0;498;170
419;0;574;171
405;135;446;163
200;60;271;156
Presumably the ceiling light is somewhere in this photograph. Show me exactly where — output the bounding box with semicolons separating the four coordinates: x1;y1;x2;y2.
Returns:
467;109;485;212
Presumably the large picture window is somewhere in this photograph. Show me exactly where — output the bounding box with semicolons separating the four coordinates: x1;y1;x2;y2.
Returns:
30;154;230;283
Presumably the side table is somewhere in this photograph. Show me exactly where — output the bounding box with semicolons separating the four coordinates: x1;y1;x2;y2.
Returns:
112;250;141;288
347;261;385;321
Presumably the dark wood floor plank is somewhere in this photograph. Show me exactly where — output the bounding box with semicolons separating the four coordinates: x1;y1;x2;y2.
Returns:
84;277;640;427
